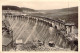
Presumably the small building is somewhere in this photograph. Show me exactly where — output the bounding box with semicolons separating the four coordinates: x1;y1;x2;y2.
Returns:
65;23;76;34
15;39;23;51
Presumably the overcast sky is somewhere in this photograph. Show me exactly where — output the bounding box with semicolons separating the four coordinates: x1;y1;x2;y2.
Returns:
2;1;78;10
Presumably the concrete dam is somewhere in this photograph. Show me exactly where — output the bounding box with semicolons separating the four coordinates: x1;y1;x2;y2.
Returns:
2;14;78;51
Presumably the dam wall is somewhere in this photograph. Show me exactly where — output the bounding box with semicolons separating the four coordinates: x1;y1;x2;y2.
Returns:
2;14;77;50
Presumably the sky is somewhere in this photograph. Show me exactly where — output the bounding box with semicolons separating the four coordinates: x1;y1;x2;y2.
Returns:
2;0;78;10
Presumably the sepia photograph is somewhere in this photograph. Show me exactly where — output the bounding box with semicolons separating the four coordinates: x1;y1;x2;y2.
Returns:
2;0;78;51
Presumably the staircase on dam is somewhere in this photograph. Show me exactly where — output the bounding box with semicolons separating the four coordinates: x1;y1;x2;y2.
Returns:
2;14;78;51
